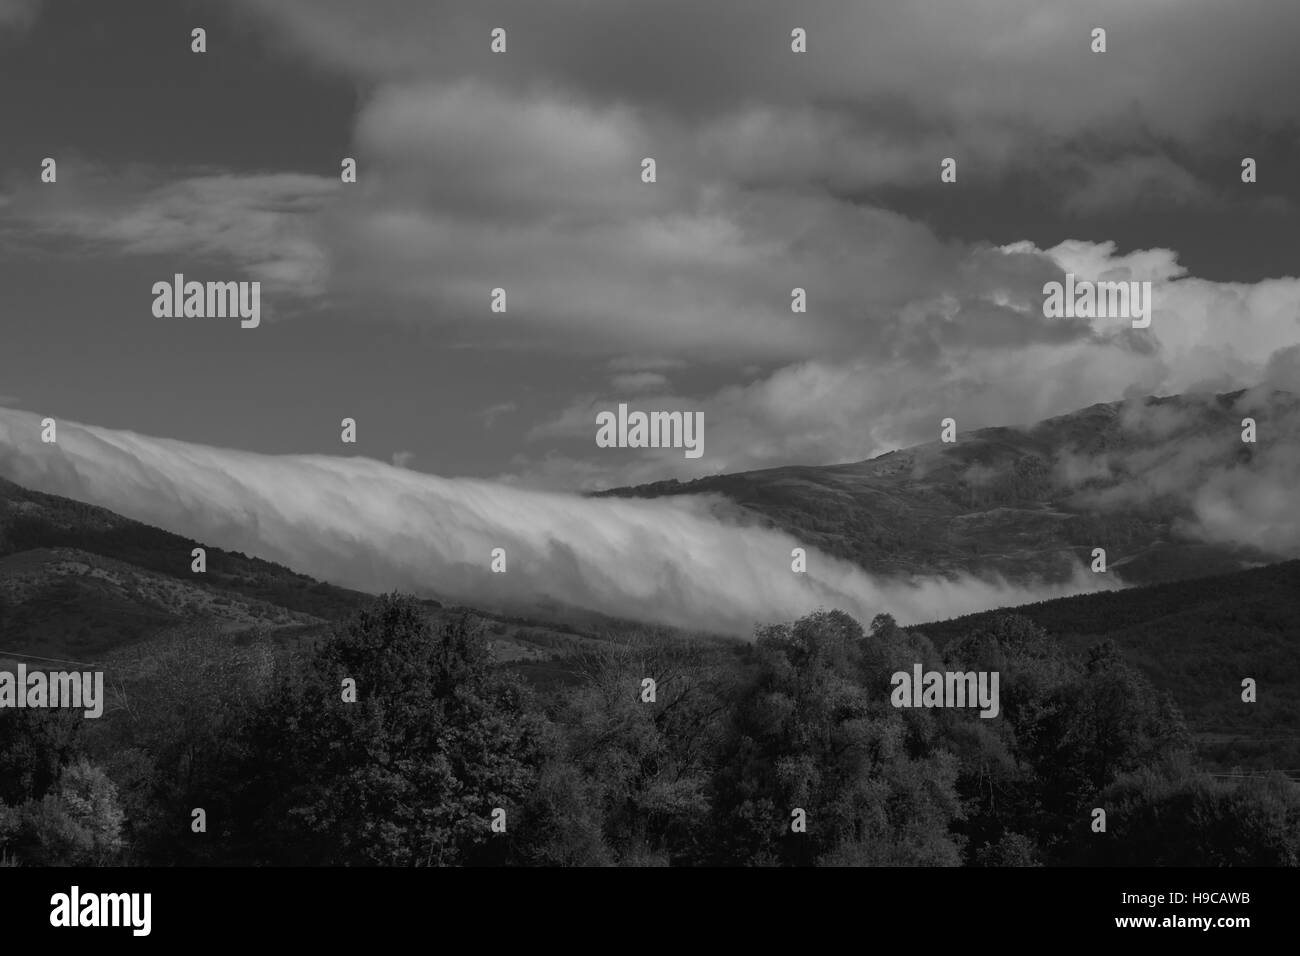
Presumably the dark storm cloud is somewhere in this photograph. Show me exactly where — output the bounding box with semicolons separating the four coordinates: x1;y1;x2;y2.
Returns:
238;0;1300;142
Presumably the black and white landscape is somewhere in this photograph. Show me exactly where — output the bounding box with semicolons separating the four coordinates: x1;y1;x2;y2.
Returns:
2;0;1299;875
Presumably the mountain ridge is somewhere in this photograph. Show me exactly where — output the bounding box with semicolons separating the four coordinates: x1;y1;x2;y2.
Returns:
594;387;1296;587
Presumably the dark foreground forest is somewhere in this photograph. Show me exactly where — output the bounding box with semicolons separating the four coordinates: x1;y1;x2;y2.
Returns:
3;593;1297;867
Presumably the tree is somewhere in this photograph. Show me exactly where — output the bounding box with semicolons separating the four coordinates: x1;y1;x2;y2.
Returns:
543;629;728;865
0;707;84;805
238;595;549;865
710;610;964;866
1066;757;1300;866
103;628;279;864
1;759;125;866
1018;640;1188;834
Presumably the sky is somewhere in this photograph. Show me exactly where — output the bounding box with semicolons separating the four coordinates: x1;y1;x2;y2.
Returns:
1;1;1299;633
2;0;1298;489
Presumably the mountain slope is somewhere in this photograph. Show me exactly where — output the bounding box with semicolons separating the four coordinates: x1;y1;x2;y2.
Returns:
0;476;370;620
914;559;1300;772
596;388;1298;586
0;477;639;667
0;546;330;661
0;476;376;659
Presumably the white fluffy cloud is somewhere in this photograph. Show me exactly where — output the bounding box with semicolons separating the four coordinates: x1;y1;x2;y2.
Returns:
1058;384;1300;556
516;240;1300;488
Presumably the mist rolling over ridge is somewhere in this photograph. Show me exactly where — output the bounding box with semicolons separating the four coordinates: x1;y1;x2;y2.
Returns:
0;406;1115;637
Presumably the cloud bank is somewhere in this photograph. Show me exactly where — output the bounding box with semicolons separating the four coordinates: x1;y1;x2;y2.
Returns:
514;239;1300;489
1056;382;1300;556
0;408;1107;636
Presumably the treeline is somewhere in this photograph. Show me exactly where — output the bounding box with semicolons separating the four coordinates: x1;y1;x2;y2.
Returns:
3;594;1298;866
920;560;1300;772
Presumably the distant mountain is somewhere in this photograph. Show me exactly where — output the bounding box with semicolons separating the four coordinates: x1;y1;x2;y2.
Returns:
596;389;1297;587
